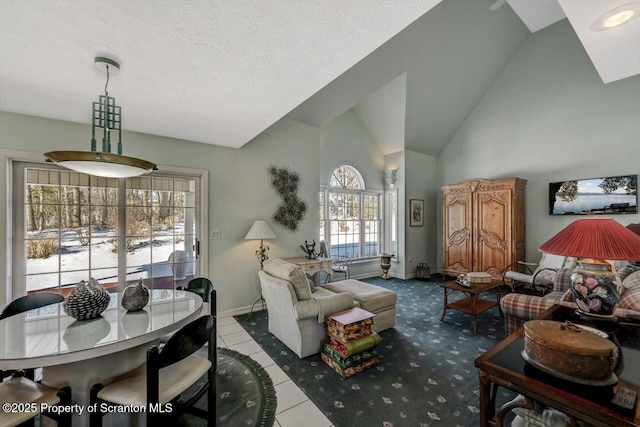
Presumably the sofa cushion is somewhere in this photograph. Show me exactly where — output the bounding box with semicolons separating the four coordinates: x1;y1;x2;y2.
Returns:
263;259;312;301
324;279;397;313
618;270;640;311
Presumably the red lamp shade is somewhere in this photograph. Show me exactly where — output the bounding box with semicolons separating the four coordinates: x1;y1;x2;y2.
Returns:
539;218;640;261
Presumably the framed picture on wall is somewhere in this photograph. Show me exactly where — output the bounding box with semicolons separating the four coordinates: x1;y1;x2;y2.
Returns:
410;199;424;227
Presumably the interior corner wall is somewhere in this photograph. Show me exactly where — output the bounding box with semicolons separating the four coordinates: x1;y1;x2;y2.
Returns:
404;150;438;278
437;19;640;272
0;111;320;313
320;109;386;277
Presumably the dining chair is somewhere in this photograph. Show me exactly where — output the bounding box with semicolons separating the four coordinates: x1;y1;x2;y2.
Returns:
89;314;216;427
181;277;215;315
0;292;64;320
0;368;72;427
160;279;214;344
1;292;65;381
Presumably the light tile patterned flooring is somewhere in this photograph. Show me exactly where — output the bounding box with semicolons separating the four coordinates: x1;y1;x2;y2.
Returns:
217;315;334;427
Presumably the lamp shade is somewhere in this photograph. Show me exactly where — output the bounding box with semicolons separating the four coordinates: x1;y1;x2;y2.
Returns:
627;223;640;237
539;217;640;260
45;151;157;178
245;220;277;240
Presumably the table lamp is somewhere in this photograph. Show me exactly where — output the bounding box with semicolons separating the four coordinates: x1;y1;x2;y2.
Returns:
539;217;640;319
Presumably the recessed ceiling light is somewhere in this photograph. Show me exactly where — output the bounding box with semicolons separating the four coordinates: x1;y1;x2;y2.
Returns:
591;3;640;31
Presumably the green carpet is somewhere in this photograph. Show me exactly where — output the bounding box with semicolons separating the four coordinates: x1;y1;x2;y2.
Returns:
235;277;517;427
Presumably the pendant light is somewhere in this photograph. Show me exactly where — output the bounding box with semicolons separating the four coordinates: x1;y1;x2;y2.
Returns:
45;57;157;178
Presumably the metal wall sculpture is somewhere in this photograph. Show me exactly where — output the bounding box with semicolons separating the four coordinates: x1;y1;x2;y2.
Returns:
268;165;307;232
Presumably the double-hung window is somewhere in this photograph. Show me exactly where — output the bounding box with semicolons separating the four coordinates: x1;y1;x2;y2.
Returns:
319;165;381;259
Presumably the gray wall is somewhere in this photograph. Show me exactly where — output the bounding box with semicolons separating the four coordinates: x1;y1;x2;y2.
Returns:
0;111;320;312
404;151;439;277
437;20;640;270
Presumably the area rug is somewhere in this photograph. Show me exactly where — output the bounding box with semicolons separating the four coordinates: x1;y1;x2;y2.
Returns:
235;277;517;427
177;347;277;427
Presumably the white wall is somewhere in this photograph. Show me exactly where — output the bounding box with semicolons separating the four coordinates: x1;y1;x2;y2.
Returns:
0;111;320;312
437;20;640;271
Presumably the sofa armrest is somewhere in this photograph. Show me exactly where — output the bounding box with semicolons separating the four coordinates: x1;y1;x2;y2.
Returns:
294;292;354;322
500;293;558;336
552;268;574;293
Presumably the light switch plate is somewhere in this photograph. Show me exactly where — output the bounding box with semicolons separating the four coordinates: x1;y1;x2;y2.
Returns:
211;230;221;240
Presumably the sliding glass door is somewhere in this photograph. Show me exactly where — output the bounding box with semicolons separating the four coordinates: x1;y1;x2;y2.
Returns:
13;162;203;296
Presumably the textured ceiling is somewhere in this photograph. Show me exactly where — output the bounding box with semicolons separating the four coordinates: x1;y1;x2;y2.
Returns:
0;0;441;149
1;0;639;154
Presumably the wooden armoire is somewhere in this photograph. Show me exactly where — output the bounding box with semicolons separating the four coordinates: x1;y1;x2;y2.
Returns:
442;177;526;280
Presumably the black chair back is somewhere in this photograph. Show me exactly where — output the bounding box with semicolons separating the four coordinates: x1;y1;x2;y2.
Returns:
154;315;214;370
183;277;213;303
0;292;64;320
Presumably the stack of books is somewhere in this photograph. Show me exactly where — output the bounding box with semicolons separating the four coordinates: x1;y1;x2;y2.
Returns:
321;307;381;378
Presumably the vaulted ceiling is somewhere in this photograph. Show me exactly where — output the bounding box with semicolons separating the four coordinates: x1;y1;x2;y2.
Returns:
1;0;639;157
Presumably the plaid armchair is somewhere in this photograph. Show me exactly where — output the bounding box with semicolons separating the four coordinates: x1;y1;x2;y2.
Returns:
500;267;640;336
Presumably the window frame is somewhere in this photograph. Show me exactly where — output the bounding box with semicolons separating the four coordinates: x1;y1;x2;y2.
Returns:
320;165;383;261
3;152;208;302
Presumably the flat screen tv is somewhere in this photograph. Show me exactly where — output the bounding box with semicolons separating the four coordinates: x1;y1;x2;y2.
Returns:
549;174;637;215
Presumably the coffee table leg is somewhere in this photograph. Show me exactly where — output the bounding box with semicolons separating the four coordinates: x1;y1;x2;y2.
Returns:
441;288;449;321
471;294;478;333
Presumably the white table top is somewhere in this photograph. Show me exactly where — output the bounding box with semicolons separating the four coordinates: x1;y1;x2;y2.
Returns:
0;289;203;370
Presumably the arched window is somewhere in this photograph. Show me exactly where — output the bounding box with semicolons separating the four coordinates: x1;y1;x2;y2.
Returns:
320;165;381;259
329;165;364;189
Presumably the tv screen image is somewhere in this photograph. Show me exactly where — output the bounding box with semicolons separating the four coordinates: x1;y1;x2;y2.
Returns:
549;175;637;215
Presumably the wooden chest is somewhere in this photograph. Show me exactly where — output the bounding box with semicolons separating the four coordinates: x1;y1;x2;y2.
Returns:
522;320;618;384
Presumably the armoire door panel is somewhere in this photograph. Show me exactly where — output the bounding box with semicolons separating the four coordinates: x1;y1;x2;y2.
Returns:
443;193;472;275
475;189;512;276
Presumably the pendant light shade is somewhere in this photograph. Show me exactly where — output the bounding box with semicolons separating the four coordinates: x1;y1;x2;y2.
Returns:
45;57;157;178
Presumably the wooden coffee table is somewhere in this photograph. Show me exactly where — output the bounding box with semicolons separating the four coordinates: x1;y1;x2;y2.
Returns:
439;279;502;333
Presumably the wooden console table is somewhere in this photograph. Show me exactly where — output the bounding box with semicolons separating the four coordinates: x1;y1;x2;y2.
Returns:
440;280;502;333
475;305;640;427
283;257;333;282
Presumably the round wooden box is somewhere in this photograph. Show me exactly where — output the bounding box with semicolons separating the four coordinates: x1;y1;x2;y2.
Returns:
522;320;618;385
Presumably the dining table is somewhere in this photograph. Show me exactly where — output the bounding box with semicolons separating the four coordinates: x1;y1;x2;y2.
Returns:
0;289;203;427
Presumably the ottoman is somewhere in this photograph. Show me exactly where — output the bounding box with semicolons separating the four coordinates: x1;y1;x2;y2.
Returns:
323;279;397;332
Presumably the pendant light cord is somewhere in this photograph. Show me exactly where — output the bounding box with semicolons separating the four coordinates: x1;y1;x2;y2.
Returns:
104;65;110;96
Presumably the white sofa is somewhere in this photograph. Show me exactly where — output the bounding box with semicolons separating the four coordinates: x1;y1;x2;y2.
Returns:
259;259;354;358
258;258;396;358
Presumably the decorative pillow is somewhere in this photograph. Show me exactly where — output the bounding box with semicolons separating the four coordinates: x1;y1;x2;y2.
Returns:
618;270;640;311
263;259;312;301
618;264;640;282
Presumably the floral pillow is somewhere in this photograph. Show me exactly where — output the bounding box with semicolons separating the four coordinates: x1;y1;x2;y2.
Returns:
618;271;640;311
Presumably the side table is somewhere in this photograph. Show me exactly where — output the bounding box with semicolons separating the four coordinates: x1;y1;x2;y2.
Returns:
283;257;333;283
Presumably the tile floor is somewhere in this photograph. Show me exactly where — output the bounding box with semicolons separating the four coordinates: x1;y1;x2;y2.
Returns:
217;315;334;427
